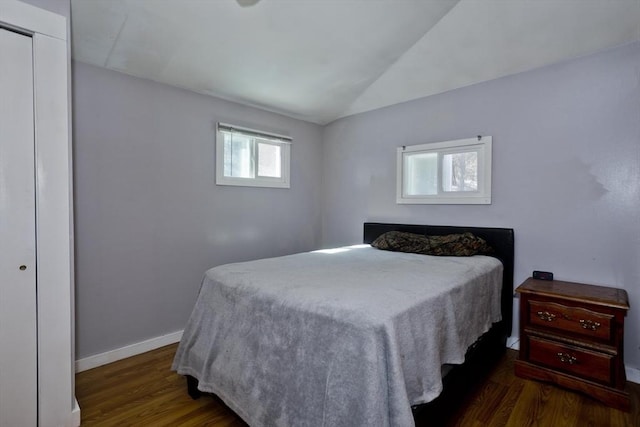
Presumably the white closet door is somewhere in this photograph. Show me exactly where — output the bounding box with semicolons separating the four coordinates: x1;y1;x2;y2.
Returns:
0;27;37;426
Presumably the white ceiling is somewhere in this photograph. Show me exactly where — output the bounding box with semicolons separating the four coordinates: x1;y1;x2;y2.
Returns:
71;0;640;125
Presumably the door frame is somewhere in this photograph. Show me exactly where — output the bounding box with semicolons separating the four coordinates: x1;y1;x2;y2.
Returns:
0;2;76;426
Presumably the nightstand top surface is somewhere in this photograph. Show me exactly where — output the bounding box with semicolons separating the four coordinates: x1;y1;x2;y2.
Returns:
516;278;629;310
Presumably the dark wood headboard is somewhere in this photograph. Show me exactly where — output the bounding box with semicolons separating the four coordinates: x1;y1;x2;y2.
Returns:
363;222;515;337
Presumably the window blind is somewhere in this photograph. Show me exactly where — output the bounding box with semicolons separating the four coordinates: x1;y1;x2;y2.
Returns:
217;122;292;144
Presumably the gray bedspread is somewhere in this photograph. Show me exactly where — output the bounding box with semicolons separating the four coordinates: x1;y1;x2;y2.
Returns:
172;245;503;427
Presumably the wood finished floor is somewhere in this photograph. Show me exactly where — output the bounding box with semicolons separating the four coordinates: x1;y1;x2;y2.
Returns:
76;344;639;426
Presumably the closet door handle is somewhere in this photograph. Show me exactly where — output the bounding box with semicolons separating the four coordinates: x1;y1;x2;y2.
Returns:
19;265;27;271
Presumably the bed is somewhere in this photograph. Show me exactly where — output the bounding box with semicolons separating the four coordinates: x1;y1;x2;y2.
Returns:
172;222;514;426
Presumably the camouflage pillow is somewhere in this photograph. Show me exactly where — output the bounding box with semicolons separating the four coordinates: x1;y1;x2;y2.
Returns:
371;231;493;257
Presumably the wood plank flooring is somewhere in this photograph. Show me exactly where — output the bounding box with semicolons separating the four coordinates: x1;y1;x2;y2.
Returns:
76;345;639;426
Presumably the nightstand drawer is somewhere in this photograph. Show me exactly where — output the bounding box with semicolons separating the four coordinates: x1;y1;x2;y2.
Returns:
528;300;613;342
528;336;614;385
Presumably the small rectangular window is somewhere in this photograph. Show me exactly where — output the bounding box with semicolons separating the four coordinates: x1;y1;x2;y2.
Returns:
397;137;492;204
216;123;291;188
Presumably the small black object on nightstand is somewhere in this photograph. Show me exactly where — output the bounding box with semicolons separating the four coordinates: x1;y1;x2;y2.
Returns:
532;270;553;281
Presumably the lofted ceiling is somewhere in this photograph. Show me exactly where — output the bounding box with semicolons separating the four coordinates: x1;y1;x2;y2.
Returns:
71;0;640;125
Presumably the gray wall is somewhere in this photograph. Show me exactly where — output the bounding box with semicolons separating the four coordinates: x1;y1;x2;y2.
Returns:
72;38;639;372
18;0;69;18
322;42;640;369
73;62;323;358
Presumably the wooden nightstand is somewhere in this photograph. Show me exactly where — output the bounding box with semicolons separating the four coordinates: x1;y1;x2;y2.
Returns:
514;278;630;411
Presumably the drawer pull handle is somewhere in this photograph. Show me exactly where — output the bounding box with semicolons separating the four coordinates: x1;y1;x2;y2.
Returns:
557;352;578;365
536;311;556;322
579;319;601;331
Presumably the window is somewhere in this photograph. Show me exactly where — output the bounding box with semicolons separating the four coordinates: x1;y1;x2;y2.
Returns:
397;136;492;204
216;123;291;188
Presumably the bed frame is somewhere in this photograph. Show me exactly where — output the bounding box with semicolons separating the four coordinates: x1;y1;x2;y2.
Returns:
186;222;515;420
363;222;515;417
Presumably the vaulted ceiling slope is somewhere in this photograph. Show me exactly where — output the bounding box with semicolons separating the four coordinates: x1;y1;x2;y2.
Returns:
72;0;640;125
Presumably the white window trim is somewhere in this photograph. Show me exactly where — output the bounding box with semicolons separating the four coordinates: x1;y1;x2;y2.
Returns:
215;122;291;189
396;136;492;204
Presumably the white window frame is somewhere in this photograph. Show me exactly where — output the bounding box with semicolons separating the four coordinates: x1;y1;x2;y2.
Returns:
215;122;291;188
396;136;492;204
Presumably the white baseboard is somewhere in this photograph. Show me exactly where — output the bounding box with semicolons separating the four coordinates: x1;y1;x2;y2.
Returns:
505;337;639;385
626;366;640;384
70;398;81;427
75;330;183;372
